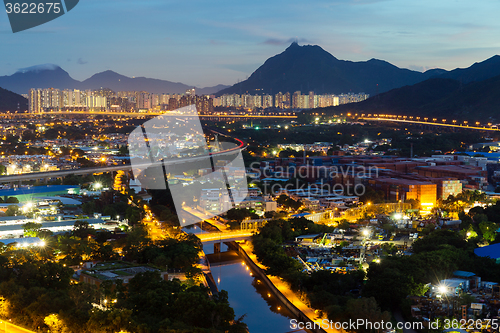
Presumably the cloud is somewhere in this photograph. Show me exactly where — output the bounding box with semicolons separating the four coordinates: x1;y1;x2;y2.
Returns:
77;58;88;65
407;65;437;72
261;38;314;46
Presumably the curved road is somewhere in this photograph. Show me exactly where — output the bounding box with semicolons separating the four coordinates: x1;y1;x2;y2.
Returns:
0;320;35;333
0;131;246;184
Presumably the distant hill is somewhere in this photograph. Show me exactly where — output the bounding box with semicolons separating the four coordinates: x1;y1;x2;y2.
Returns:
319;74;500;122
434;55;500;84
217;42;500;97
0;86;28;112
0;65;228;95
80;70;194;94
0;64;80;93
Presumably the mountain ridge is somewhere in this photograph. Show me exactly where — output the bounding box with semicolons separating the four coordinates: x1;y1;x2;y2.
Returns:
217;42;500;97
0;87;28;112
318;74;500;122
0;66;228;95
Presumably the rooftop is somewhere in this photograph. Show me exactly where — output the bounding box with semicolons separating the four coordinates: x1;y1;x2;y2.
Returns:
474;243;500;259
81;261;160;281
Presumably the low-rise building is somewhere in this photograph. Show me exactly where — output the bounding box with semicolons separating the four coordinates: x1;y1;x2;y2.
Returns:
79;261;168;287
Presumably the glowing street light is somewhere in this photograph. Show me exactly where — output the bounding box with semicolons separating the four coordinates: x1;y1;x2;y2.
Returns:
437;284;448;295
22;202;33;213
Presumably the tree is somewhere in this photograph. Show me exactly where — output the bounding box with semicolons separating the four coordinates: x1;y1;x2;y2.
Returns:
5;197;19;203
23;222;42;237
338;219;351;231
359;186;385;204
344;297;391;332
479;221;498;244
226;208;258;222
276;194;302;211
76;157;96;168
226;208;248;222
82;201;97;216
44;314;67;333
406;198;420;210
125;207;141;225
73;220;95;239
0;296;10;318
118;145;129;156
87;309;133;333
5;205;19;216
380;242;397;255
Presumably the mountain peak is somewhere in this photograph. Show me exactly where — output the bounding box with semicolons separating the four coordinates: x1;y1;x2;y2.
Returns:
287;41;300;49
16;64;62;74
94;70;124;76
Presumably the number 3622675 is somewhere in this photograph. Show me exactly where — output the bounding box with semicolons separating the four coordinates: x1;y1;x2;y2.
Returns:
5;3;62;14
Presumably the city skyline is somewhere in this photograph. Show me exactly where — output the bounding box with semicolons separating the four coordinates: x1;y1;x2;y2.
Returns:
1;0;500;87
2;0;500;331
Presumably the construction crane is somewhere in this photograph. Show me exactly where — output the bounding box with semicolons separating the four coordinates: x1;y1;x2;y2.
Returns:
297;256;312;273
319;233;328;247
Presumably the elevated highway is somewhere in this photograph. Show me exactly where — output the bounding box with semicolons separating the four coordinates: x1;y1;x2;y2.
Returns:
0;135;245;184
197;230;253;242
361;116;500;132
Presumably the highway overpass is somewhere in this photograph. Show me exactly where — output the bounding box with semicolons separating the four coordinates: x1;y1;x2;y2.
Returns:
361;116;500;132
197;230;254;242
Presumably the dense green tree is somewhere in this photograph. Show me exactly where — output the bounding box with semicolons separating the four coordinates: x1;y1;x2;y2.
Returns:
359;186;385;204
73;220;95;239
479;220;498;243
23;222;42;237
5;205;19;216
276;194;303;211
5;197;19;203
82;201;97;216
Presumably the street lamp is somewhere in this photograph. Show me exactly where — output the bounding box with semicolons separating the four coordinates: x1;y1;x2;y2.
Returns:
437;284;447;295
